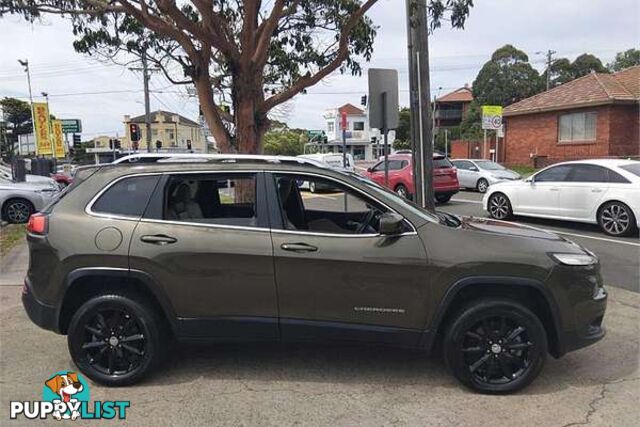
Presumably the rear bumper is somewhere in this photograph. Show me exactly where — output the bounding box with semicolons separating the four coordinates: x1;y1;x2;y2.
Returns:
22;277;60;334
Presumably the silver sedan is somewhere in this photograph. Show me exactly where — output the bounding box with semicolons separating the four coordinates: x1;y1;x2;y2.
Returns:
451;159;521;193
0;177;59;223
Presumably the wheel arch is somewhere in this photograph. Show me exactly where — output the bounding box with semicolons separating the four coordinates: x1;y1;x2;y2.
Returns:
57;267;177;335
596;199;637;223
422;276;565;358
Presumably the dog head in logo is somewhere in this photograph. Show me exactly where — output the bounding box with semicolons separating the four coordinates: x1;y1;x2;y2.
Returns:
45;372;84;403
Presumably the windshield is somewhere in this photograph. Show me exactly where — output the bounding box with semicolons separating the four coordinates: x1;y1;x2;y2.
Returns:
433;157;453;169
474;161;506;171
620;163;640;177
344;171;439;223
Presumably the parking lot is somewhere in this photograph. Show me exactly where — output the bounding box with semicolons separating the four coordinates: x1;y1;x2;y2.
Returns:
0;189;638;426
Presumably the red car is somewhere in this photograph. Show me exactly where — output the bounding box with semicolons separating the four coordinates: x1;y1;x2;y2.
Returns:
50;173;73;188
364;153;459;203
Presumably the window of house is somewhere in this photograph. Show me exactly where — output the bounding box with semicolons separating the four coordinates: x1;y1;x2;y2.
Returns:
353;121;365;131
163;174;257;227
558;112;597;142
327;122;335;132
92;175;160;217
274;174;400;235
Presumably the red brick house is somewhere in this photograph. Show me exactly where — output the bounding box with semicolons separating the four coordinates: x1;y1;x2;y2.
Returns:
503;66;639;167
434;85;473;128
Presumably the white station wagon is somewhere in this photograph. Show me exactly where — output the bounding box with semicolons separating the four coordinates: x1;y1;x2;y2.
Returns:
483;159;640;236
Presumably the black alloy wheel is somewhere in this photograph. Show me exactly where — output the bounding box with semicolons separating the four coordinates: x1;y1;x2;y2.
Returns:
444;299;547;394
3;198;34;224
68;293;167;386
488;193;512;220
598;201;636;237
435;194;452;204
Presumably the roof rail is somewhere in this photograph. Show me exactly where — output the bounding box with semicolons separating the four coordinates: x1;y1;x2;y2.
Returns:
112;153;326;168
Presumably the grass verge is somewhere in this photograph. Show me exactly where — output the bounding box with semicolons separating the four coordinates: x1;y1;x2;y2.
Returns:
0;224;26;257
509;165;538;178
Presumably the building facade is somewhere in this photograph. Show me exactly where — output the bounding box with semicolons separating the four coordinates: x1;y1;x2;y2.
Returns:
321;103;394;161
434;85;473;129
503;66;639;167
123;110;205;152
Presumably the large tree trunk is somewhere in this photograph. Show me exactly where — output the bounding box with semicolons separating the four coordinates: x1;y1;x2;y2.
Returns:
193;73;231;153
233;67;269;154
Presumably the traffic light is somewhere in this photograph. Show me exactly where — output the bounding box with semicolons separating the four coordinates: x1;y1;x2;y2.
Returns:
186;140;192;150
114;139;121;150
360;95;367;106
155;140;162;150
109;139;114;150
129;123;141;142
72;134;81;146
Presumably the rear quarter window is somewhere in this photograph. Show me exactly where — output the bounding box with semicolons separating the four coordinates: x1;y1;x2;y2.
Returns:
91;175;160;217
433;157;453;168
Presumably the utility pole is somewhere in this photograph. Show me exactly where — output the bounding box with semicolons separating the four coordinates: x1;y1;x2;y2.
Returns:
407;0;435;210
537;49;556;91
405;0;423;206
18;59;35;157
141;52;152;152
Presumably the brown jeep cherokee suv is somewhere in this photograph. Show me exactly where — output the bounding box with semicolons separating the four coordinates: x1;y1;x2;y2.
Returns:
22;155;607;393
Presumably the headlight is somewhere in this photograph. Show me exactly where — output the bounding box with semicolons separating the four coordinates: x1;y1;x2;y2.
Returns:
550;253;598;266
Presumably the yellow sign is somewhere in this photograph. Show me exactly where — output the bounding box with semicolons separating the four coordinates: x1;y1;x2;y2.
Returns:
32;102;53;156
481;105;503;130
52;120;66;158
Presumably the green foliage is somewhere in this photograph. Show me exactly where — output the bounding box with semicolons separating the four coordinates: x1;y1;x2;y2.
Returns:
459;100;482;140
541;58;574;88
263;127;308;156
607;48;640;72
571;53;608;78
392;138;411;151
472;44;543;107
0;97;32;160
394;107;411;144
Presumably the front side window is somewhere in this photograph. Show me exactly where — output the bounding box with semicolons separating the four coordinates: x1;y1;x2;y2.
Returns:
534;165;573;182
559;112;597;142
452;160;473;170
275;174;403;235
164;174;257;227
92;175;160;217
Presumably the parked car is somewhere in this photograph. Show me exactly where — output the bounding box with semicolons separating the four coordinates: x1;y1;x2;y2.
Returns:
364;153;459;203
452;159;521;193
483;159;640;236
23;155;606;393
0;176;59;223
0;164;60;189
51;172;73;188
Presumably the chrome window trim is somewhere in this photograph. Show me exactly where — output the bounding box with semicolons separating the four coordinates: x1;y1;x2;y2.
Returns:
268;170;418;235
85;169;419;237
85;172;163;221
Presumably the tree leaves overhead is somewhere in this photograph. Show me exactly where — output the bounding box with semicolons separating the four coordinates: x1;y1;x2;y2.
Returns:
607;48;640;72
472;44;543;107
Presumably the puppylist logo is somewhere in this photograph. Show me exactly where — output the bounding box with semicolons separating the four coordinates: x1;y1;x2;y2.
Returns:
9;371;130;421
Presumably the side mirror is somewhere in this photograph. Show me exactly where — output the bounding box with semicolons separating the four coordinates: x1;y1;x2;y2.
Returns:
526;176;535;184
366;167;373;172
379;212;405;235
470;166;479;172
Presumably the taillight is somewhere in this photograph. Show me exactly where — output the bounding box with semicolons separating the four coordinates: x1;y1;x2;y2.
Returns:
27;213;48;235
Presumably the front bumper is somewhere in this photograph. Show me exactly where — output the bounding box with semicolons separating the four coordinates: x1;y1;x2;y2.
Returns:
22;277;60;333
560;286;607;355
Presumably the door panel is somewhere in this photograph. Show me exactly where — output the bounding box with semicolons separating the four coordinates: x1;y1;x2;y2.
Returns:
129;171;278;339
555;165;609;220
514;165;572;216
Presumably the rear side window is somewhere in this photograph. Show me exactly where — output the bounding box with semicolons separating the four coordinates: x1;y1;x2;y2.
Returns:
92;175;159;217
568;165;608;183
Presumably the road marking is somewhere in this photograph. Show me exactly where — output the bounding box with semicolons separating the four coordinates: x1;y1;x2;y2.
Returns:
451;198;483;204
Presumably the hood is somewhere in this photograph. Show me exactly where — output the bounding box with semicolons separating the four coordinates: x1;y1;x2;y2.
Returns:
459;215;565;241
487;169;521;180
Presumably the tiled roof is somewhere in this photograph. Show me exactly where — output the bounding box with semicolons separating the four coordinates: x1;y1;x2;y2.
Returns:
436;86;473;103
128;110;200;127
338;103;365;115
504;66;640;116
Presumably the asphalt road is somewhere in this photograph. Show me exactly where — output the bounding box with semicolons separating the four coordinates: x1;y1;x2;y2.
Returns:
443;191;640;293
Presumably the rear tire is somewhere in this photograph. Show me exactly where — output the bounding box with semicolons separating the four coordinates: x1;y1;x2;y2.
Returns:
488;193;513;220
443;299;547;394
476;178;489;193
67;292;168;386
2;198;34;224
598;201;637;237
436;194;452;204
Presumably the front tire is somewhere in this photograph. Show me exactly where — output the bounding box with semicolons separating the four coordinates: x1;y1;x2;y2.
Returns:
309;181;317;193
488;193;513;220
395;184;409;199
598;201;637;237
476;178;489;193
2;198;34;224
67;292;168;386
443;299;547;394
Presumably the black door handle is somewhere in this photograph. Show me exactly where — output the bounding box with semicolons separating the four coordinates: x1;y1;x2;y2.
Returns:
140;234;177;245
281;243;318;253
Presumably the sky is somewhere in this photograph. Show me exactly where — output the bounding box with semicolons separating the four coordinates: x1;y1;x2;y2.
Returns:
0;0;638;139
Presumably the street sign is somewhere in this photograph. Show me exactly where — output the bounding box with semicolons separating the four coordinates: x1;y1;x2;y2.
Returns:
368;69;399;130
61;119;82;134
482;105;503;130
